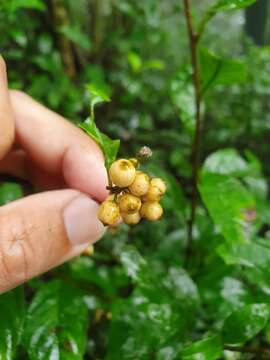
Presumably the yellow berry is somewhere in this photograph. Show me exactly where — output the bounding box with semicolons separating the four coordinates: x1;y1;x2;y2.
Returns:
140;202;163;221
150;178;166;194
129;158;139;168
143;185;162;202
119;194;141;214
109;159;136;187
98;200;120;226
106;194;116;201
122;211;141;225
128;171;150;197
83;245;94;256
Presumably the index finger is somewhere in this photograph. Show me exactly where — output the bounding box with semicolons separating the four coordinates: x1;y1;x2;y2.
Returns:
9;90;108;202
0;57;15;159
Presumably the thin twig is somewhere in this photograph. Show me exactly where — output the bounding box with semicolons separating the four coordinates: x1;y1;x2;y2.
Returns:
183;0;202;266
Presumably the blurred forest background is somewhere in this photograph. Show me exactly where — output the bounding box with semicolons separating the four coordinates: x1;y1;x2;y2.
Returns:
1;0;270;359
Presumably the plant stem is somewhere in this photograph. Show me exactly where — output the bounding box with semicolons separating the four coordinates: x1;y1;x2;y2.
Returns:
225;345;270;355
183;0;202;267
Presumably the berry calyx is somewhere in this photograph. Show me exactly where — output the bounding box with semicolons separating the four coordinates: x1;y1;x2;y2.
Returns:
122;211;141;225
140;201;163;221
119;194;141;214
98;200;120;226
109;159;136;187
128;171;150;197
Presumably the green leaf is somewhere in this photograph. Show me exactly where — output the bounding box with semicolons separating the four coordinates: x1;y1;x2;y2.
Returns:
202;148;249;176
3;0;45;12
79;117;120;169
200;48;247;95
218;239;270;277
127;51;142;73
181;334;222;360
164;268;200;310
23;280;88;360
199;173;255;244
0;182;23;205
0;287;25;360
210;0;257;13
85;83;110;121
119;245;149;285
222;303;269;346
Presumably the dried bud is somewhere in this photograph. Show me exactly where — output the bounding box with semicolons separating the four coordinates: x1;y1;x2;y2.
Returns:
138;146;152;159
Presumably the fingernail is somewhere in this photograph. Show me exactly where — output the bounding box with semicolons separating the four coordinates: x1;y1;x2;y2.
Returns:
63;194;105;246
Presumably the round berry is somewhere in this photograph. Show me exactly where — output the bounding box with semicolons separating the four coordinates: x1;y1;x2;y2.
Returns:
109;159;136;187
119;194;141;214
142;185;162;202
98;200;120;226
151;178;166;195
129;158;139;168
83;245;94;256
128;171;150;197
140;201;163;221
122;211;141;225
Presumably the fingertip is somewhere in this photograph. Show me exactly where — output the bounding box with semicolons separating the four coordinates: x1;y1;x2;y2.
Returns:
62;146;109;203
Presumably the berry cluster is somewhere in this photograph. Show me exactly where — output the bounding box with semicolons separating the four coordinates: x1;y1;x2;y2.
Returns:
98;158;166;226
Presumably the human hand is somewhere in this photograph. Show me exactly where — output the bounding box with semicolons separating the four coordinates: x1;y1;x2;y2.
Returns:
0;56;108;293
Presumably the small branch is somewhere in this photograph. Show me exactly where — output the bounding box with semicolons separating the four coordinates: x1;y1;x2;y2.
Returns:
225;345;270;355
183;0;202;266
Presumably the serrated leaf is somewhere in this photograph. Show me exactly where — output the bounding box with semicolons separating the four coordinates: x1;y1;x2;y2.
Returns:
200;48;247;95
80;118;120;169
222;303;269;346
0;287;25;360
0;182;23;205
181;334;222;360
199;173;255;244
23;280;88;360
210;0;257;13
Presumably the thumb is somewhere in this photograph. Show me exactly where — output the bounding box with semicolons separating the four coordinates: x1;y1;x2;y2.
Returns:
0;189;105;293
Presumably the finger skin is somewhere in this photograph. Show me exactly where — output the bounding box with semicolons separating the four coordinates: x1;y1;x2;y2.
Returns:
9;90;108;202
0;189;105;293
0;57;15;159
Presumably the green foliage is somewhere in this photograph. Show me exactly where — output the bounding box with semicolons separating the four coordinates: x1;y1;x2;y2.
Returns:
180;335;222;360
1;0;270;359
210;0;258;13
222;303;270;345
199;173;255;244
0;287;25;360
23;280;88;359
0;183;23;205
80;118;120;169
